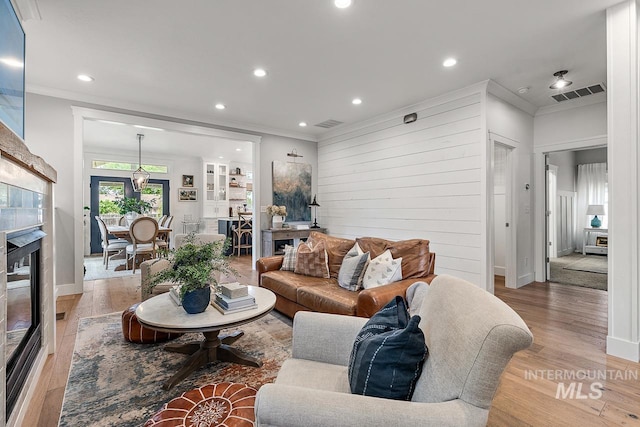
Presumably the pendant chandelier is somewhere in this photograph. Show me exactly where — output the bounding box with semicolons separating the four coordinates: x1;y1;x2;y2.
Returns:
131;133;150;192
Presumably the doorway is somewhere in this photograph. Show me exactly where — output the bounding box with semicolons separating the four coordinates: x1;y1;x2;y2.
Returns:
89;176;169;254
492;141;516;289
545;147;608;291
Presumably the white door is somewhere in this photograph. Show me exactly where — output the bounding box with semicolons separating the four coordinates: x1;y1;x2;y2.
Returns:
492;142;516;289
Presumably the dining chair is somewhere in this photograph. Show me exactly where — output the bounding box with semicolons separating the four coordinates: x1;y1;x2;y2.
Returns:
118;215;127;226
95;216;128;269
232;212;252;256
126;216;160;273
156;215;174;253
158;215;168;227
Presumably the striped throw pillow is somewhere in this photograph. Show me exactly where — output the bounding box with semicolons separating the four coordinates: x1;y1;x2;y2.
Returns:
348;296;427;401
338;243;370;291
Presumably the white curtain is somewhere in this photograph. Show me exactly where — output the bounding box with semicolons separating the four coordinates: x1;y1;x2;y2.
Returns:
576;163;607;249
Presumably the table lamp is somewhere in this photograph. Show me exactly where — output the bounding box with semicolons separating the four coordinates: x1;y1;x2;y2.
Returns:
587;204;605;228
309;195;320;228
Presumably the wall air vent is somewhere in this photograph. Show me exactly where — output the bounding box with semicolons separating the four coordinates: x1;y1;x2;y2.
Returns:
551;83;606;103
314;119;344;128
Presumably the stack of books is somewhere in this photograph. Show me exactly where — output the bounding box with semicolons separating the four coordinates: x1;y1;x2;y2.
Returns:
212;283;257;314
169;285;182;306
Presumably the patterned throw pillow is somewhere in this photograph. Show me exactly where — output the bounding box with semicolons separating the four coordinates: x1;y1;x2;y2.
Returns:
294;240;330;278
280;245;298;271
338;243;370;291
348;296;427;400
362;249;403;289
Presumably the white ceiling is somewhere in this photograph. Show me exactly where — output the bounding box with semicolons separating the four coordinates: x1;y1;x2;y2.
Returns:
22;0;618;141
83;119;254;163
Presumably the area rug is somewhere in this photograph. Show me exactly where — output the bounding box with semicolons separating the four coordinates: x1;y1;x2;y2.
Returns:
563;255;608;274
549;253;607;291
83;255;139;281
59;312;292;426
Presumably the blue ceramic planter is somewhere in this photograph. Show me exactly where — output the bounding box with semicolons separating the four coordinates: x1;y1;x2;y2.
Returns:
181;286;211;314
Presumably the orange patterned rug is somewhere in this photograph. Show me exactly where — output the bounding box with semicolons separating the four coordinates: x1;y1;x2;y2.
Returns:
59;312;292;426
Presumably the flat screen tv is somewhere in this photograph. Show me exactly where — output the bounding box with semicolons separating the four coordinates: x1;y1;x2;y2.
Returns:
0;0;25;140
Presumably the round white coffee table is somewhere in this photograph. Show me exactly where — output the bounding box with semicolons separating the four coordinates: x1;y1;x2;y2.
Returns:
136;285;276;390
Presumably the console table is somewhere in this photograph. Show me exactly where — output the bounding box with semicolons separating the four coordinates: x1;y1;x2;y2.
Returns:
583;227;608;255
261;228;326;257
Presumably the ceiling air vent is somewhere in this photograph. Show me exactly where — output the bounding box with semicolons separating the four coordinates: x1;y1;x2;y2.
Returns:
551;83;606;103
314;119;344;129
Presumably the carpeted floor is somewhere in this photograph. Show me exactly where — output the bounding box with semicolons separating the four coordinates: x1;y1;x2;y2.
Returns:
59;311;292;426
549;253;607;291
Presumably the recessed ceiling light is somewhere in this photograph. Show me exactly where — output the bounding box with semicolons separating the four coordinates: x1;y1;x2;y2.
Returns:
517;86;530;94
235;148;242;151
133;125;164;131
215;103;226;110
219;156;224;159
442;58;457;67
352;98;362;105
299;122;307;127
0;57;24;68
253;68;267;77
77;74;94;82
334;0;352;8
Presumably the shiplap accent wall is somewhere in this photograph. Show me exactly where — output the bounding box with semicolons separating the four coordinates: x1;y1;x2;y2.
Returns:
318;93;483;284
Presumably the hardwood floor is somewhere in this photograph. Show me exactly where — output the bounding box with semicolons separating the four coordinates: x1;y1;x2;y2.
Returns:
24;264;639;426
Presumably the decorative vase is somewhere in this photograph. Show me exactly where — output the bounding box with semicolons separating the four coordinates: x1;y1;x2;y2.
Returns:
124;211;138;226
272;215;284;229
181;285;211;314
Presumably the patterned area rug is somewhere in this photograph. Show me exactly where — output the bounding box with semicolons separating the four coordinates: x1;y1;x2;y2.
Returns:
59;312;292;426
83;255;138;281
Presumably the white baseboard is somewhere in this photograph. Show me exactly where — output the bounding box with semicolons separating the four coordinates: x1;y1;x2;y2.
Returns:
558;247;574;257
494;266;505;276
56;282;83;296
517;272;535;288
607;336;640;362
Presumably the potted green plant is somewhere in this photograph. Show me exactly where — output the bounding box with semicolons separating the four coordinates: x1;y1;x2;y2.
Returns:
146;233;236;313
115;197;154;215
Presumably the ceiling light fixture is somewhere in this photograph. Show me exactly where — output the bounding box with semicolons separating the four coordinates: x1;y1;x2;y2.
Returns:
77;74;94;82
236;148;242;151
131;134;150;192
299;122;307;127
0;57;24;68
352;98;362;105
253;68;267;77
215;103;226;110
549;70;572;90
443;58;457;67
517;86;530;94
334;0;352;8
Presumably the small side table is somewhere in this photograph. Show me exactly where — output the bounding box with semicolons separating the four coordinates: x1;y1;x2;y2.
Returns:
583;227;608;255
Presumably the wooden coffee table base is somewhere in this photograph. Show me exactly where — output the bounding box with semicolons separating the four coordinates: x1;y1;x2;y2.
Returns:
162;329;261;390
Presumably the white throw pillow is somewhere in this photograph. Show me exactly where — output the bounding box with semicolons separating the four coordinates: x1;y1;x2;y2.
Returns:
362;249;403;289
338;243;371;291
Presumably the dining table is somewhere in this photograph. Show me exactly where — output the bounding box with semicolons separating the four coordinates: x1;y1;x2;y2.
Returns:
106;224;172;271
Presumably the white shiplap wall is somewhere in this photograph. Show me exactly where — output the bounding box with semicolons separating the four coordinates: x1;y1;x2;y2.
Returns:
318;93;483;283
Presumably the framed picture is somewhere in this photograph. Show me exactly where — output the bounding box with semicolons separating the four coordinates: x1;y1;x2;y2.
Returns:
182;174;194;187
595;236;608;247
178;188;197;202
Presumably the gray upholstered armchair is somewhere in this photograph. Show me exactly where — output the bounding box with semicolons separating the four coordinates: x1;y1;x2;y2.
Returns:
255;274;533;427
140;233;226;301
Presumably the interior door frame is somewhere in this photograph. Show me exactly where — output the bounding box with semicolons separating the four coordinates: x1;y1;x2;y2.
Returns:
89;176;170;254
489;135;517;290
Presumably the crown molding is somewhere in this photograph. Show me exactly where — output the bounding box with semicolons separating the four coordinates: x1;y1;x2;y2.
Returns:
26;84;319;142
487;80;537;116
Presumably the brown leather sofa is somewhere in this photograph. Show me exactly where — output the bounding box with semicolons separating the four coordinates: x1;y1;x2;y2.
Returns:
257;231;436;318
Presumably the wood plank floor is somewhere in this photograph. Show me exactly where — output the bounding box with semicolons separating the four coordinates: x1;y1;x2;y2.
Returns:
24;262;640;426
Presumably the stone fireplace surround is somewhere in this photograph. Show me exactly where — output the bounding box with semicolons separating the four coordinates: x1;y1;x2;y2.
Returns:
0;122;56;426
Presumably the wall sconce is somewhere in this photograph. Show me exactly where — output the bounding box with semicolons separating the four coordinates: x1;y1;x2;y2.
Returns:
309;195;320;228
